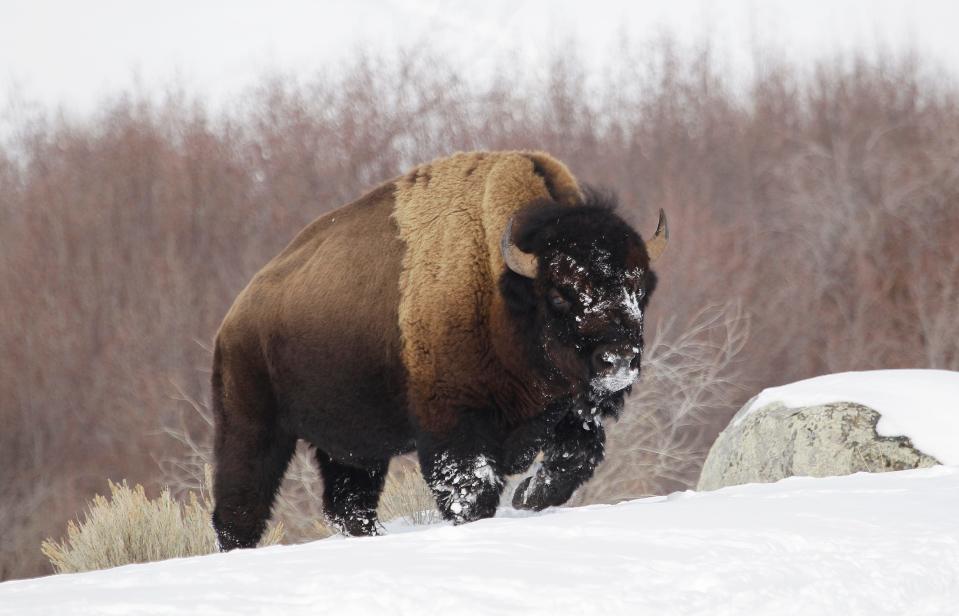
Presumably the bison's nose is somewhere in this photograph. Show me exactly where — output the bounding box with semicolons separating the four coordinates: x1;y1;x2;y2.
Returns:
590;344;637;374
589;344;640;393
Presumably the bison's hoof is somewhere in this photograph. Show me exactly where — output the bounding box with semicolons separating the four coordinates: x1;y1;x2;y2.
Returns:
442;481;501;524
512;475;575;511
511;476;549;511
329;509;380;537
427;453;504;524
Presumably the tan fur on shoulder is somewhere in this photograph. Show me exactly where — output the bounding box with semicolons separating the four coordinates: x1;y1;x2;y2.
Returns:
393;151;581;432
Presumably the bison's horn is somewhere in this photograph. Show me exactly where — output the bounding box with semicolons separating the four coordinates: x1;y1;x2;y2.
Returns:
501;216;539;279
645;209;669;262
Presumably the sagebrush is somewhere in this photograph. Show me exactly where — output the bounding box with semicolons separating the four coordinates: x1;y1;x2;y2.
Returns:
40;472;282;574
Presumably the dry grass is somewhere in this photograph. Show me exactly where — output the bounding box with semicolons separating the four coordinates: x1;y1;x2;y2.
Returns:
377;461;442;527
40;470;282;575
3;41;959;579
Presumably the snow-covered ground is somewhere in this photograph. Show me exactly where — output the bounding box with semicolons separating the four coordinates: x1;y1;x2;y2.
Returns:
3;466;958;615
741;369;959;464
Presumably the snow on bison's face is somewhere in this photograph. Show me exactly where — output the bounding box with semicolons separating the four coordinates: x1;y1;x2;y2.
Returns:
500;192;667;406
541;249;652;395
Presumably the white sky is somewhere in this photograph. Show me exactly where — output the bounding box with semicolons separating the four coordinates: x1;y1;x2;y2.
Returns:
2;0;958;113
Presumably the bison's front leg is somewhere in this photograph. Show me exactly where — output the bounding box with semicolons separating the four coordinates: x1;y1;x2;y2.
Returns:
417;410;506;524
511;407;606;511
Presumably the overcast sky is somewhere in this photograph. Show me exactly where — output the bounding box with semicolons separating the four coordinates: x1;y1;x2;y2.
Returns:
2;0;958;114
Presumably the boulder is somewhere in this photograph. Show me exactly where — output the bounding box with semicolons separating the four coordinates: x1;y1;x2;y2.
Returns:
697;399;940;491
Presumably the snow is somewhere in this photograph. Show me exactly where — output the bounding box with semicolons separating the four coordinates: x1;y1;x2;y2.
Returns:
426;453;504;523
3;467;959;615
740;370;959;465
590;364;639;393
622;288;644;322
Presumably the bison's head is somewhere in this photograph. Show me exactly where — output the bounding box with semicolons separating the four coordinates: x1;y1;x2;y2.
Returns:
499;189;667;412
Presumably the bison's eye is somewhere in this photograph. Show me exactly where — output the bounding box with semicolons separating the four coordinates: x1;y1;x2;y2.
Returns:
547;288;571;313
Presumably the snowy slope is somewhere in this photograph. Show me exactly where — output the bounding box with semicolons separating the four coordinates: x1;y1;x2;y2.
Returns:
741;369;959;464
3;467;958;615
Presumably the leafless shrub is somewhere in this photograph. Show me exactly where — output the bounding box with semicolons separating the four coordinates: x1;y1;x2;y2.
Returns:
40;473;282;575
573;303;750;504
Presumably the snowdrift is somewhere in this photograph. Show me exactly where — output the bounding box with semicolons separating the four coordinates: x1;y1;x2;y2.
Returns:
2;466;958;615
742;369;959;464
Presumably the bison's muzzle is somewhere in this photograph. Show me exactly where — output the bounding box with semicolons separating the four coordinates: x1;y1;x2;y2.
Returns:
590;343;640;393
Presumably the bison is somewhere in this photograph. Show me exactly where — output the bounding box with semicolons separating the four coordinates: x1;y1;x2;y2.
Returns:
211;151;667;549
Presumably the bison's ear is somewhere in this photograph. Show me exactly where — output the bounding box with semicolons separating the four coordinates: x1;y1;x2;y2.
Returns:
501;216;539;279
645;209;668;261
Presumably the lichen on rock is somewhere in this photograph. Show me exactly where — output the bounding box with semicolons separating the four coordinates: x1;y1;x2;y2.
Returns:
697;399;940;491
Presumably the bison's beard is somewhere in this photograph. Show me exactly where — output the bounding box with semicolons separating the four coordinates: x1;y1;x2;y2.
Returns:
586;386;628;420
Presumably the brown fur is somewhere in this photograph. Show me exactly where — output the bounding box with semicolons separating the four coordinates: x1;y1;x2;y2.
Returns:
211;151;613;545
392;151;581;433
215;180;410;462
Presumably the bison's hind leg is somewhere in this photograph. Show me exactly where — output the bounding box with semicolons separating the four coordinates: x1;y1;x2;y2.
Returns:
211;344;295;551
316;451;388;536
211;428;295;550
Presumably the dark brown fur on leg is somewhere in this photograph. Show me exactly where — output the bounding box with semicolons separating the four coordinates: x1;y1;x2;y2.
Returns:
212;436;295;549
211;343;295;551
418;410;507;524
512;407;606;511
316;451;388;536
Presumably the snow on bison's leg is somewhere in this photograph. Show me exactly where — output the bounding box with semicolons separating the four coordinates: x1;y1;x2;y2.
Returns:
315;451;388;536
417;412;506;524
512;407;606;511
